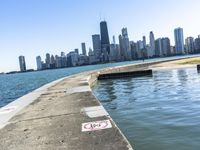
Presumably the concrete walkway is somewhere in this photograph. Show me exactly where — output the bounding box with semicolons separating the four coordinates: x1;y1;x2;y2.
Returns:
0;70;133;150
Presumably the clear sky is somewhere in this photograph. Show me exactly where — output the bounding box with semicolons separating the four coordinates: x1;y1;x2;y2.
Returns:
0;0;200;72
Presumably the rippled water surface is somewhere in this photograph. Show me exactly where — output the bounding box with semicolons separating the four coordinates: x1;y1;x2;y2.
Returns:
93;67;200;150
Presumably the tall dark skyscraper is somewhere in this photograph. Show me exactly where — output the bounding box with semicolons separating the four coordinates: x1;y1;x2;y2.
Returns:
100;21;110;62
149;31;155;57
81;43;87;55
19;55;26;72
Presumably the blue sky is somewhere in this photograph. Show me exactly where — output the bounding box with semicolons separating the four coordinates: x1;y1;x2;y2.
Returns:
0;0;200;72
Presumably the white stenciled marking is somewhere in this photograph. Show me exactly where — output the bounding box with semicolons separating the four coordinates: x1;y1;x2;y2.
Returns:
82;119;112;132
82;106;109;118
0;106;17;114
79;80;88;84
65;86;91;94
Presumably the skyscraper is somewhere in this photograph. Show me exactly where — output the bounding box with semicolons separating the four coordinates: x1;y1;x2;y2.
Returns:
112;36;116;45
81;43;87;55
100;21;110;62
92;34;101;62
194;37;200;53
19;55;26;72
36;56;42;70
185;37;194;54
136;40;144;59
174;27;184;54
119;28;131;60
74;49;79;54
161;37;171;56
143;36;146;48
155;38;162;57
149;31;155;57
61;52;65;57
45;53;51;69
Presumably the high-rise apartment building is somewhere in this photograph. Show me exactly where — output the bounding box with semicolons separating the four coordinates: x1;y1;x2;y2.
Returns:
19;55;26;72
149;31;155;57
36;56;42;70
161;37;171;56
92;34;101;62
174;27;184;54
100;21;110;62
119;28;131;61
45;53;51;69
81;43;87;55
185;37;195;54
143;36;146;48
155;38;162;57
194;37;200;53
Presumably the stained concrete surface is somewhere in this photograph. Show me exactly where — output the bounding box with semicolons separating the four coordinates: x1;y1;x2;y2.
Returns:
0;72;133;150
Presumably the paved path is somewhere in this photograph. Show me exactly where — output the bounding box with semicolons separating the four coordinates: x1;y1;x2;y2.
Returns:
0;71;133;150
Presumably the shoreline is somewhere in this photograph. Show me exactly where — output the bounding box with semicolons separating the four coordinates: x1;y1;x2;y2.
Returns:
149;57;200;70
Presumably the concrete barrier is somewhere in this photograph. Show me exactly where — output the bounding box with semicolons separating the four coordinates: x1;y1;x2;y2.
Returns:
98;69;153;80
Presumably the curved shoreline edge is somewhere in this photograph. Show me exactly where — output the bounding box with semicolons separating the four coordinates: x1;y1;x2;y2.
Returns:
0;56;198;149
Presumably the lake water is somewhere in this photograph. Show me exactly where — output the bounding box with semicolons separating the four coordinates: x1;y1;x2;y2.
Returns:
93;67;200;150
1;55;195;108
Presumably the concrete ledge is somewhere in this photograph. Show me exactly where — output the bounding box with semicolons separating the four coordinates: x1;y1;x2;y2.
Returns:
98;69;153;80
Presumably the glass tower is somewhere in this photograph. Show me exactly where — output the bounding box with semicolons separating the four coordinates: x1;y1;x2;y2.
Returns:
174;27;184;54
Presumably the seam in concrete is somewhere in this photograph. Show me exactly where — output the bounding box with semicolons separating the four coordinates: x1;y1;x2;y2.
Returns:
10;112;80;124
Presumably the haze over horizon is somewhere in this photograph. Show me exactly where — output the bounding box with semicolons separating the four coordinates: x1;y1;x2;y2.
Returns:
0;0;200;72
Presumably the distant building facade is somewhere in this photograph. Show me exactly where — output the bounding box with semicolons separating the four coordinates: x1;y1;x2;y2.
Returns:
81;43;87;55
19;56;26;72
174;27;184;54
119;28;131;61
36;56;42;70
92;34;101;62
149;31;155;57
185;37;195;54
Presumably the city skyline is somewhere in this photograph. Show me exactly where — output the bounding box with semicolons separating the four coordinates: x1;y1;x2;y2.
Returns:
32;21;200;72
1;0;200;72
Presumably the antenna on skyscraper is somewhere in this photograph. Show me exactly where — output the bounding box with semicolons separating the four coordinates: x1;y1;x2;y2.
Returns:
99;12;102;21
